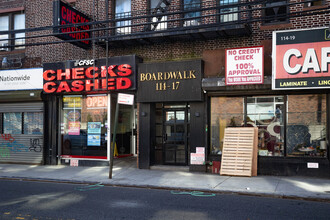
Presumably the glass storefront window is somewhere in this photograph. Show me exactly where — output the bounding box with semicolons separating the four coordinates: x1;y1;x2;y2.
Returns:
287;94;327;158
210;94;328;158
1;112;43;135
3;113;22;134
247;96;284;157
210;97;244;155
24;112;43;134
61;95;108;157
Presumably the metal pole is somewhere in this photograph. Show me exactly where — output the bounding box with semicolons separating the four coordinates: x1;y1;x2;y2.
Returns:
106;0;109;90
109;100;119;179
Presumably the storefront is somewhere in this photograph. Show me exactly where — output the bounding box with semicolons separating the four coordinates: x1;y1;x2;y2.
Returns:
137;60;207;171
42;55;140;165
203;27;330;177
0;68;44;164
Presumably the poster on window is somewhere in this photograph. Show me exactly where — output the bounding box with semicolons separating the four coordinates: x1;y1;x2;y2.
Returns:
87;134;101;146
273;27;330;90
68;122;80;135
87;122;102;134
226;46;264;85
190;147;205;165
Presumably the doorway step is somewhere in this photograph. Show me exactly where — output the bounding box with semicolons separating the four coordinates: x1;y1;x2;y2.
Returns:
150;165;189;172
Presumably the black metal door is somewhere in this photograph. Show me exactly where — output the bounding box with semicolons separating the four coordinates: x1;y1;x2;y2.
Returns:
163;108;188;165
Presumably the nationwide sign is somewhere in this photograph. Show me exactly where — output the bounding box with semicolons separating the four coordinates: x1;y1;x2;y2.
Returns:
273;27;330;90
0;68;43;91
226;46;264;85
43;55;138;94
53;0;91;49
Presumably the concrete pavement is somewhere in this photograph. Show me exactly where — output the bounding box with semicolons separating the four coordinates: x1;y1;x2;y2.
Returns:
1;156;330;202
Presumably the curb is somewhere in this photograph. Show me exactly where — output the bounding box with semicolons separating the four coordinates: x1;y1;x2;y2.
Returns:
1;176;330;203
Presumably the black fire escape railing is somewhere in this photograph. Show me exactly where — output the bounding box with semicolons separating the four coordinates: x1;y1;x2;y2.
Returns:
0;0;329;49
99;1;251;37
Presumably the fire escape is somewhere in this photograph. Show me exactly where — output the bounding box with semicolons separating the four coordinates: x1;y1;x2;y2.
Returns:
144;0;172;32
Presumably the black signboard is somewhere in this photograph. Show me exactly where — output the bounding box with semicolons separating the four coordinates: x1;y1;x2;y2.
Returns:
43;55;139;94
53;0;91;49
137;60;203;102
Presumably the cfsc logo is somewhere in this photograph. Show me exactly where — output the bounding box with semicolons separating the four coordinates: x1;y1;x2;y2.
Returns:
73;59;95;66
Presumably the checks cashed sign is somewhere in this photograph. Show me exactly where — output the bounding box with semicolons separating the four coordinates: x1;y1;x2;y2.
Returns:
226;46;264;85
273;27;330;90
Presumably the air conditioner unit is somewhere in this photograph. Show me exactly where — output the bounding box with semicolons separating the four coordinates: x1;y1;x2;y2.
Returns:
0;43;9;52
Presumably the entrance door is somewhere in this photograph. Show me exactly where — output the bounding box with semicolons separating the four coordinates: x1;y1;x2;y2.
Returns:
163;109;188;165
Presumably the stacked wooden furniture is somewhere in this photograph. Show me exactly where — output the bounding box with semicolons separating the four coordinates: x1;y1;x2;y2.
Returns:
220;127;258;177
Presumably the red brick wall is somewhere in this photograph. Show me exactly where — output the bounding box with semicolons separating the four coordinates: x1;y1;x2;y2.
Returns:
0;0;329;68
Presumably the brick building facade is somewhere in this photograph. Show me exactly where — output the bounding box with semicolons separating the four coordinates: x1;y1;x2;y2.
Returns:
1;0;330;177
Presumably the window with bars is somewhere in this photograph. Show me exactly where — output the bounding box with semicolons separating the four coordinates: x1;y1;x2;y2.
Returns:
263;0;288;24
219;0;239;23
0;112;43;135
0;13;25;51
115;0;131;35
183;0;201;26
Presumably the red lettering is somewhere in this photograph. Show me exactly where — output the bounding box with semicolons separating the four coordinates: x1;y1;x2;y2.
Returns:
71;80;84;92
76;14;80;23
85;67;99;78
109;65;117;76
117;64;132;76
67;8;72;23
43;70;56;81
43;82;56;93
57;81;71;93
107;78;115;90
72;68;85;79
72;11;76;23
101;65;117;77
85;79;100;91
61;6;67;20
116;78;132;89
57;69;71;80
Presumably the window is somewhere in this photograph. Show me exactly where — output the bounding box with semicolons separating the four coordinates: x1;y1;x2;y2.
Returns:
210;97;244;155
0;112;43;135
0;12;25;51
24;113;44;134
115;0;131;35
0;16;9;50
61;95;108;157
210;95;328;158
219;0;238;23
3;113;22;134
264;0;288;24
287;95;327;158
247;96;284;157
304;0;324;7
183;0;201;26
150;0;168;30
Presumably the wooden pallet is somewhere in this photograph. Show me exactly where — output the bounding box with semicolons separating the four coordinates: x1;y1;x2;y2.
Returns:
220;127;258;177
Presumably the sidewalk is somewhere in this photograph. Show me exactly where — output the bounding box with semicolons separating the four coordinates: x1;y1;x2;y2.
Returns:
1;157;330;202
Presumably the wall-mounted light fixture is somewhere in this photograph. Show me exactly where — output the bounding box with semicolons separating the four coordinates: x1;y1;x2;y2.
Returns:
195;112;200;117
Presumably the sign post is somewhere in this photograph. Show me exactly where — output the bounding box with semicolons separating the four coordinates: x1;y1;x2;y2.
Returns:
109;93;134;179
